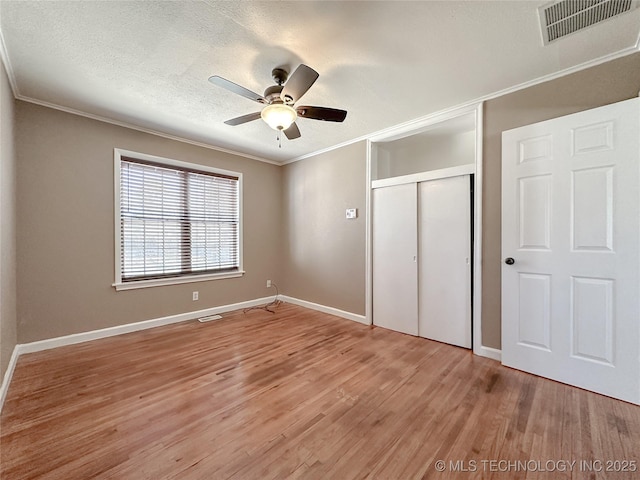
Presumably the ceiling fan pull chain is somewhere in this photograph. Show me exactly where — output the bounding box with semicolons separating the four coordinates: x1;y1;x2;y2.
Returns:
278;130;282;148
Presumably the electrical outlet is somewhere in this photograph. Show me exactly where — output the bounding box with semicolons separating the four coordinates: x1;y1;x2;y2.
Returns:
266;280;272;288
192;291;199;301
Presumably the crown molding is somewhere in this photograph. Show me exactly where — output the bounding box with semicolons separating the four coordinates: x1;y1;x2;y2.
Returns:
15;95;280;165
2;9;638;169
1;20;278;165
284;45;640;165
0;22;18;96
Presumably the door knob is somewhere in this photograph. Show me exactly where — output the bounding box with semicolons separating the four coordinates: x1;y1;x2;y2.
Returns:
505;257;515;265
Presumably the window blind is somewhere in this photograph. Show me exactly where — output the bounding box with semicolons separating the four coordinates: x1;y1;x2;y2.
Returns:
120;157;239;282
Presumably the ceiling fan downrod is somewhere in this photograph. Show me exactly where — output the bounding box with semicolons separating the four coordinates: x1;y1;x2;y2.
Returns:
271;68;288;86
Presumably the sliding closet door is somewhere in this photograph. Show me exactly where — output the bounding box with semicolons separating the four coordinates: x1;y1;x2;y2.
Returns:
372;183;418;335
418;175;471;348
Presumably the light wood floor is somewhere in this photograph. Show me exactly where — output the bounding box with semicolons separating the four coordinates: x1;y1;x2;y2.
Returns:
1;304;639;479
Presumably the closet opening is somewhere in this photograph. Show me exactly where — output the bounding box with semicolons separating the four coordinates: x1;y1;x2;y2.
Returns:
366;104;483;355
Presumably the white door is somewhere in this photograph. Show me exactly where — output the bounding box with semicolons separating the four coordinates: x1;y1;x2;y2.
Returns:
418;175;471;348
372;183;418;335
502;98;640;404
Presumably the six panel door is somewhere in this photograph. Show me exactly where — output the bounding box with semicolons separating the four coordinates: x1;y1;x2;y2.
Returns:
502;98;640;404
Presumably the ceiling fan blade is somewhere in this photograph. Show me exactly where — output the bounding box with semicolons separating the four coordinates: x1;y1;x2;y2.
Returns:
283;122;301;140
208;76;266;104
224;112;262;126
280;64;319;103
297;106;347;122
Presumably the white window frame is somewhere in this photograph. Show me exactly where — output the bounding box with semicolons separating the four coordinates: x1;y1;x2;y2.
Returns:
113;148;244;291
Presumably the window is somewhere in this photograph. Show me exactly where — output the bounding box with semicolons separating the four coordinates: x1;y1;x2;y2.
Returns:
114;149;243;290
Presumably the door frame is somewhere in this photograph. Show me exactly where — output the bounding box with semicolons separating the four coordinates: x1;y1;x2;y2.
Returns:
365;102;490;359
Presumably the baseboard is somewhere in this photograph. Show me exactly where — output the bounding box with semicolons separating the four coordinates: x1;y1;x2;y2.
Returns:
280;295;368;325
3;295;497;411
475;345;502;362
16;296;277;355
0;346;20;413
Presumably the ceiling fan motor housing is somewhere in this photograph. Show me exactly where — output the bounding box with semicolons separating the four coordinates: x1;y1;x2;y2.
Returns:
263;84;284;104
264;67;293;105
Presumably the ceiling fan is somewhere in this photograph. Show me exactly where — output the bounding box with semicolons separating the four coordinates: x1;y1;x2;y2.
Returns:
208;64;347;145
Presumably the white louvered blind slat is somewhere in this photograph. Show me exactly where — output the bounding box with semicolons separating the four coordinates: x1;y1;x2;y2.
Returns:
120;158;239;282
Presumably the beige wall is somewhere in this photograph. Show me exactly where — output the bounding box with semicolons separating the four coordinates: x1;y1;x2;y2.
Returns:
0;60;17;377
16;102;282;343
288;52;640;351
482;51;640;349
9;51;640;350
282;141;367;315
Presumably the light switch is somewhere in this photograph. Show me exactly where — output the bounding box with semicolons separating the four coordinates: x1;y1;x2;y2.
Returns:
346;208;357;219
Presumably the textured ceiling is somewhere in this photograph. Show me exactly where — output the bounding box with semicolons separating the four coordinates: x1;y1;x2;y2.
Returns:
1;1;639;163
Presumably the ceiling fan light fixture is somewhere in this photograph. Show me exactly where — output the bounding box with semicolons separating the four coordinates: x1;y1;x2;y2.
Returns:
261;104;297;131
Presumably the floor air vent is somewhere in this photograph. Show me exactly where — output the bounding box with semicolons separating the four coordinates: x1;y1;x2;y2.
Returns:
539;0;635;44
198;314;222;323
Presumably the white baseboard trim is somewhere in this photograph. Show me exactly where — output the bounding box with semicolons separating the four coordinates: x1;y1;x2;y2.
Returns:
16;296;276;356
476;345;502;362
0;345;20;413
280;295;368;325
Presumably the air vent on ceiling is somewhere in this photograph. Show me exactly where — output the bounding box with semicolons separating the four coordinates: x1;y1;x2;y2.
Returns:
538;0;635;44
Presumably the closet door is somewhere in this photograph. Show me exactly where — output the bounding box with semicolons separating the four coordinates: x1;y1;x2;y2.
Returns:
372;183;418;335
418;175;471;348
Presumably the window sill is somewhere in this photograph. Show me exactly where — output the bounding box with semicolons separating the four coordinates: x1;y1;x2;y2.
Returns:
113;270;245;291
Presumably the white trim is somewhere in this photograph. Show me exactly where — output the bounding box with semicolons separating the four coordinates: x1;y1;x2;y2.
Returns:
280;295;368;325
16;296;277;355
369;104;481;144
476;346;502;362
238;169;244;281
114;149;122;286
113;148;244;289
113;271;245;291
3;46;638;167
115;147;244;178
16;95;279;165
281;133;373;165
0;346;20;413
472;104;484;358
285;46;640;165
371;164;475;189
0;23;18;97
0;295;277;408
365;103;487;355
364;139;373;325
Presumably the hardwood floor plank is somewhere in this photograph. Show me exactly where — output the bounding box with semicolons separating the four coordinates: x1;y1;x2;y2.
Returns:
2;304;639;479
